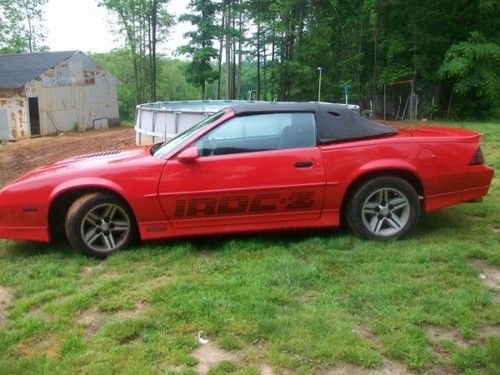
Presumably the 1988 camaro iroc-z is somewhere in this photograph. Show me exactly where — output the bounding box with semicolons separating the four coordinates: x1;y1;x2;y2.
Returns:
0;102;494;257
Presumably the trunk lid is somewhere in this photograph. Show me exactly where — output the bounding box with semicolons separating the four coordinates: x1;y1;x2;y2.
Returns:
406;126;481;142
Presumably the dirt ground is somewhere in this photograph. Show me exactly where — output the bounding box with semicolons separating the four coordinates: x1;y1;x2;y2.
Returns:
0;127;135;185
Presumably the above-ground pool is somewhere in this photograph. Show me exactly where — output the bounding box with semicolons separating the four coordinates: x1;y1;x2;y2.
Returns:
135;100;243;145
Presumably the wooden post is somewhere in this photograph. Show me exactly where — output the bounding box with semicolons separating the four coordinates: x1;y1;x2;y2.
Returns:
383;83;386;121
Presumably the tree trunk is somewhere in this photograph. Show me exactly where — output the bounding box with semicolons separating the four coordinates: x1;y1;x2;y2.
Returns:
147;2;154;101
256;21;261;100
225;1;232;99
217;11;225;100
447;89;453;119
271;30;275;63
25;1;33;53
371;0;381;113
132;55;140;105
151;0;158;101
357;10;365;104
201;79;206;100
236;0;242;100
232;1;236;100
262;29;267;101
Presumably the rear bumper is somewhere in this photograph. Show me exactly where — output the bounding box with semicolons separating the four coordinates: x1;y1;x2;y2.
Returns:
425;164;494;212
462;185;492;202
463;164;494;201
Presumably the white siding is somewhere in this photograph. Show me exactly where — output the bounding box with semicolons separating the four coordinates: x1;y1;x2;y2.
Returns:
24;52;119;136
0;90;28;140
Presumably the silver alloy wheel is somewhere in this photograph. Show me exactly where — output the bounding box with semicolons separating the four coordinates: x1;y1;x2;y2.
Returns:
361;187;410;237
80;203;131;252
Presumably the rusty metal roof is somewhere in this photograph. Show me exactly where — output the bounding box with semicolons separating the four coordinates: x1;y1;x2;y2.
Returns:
0;51;78;89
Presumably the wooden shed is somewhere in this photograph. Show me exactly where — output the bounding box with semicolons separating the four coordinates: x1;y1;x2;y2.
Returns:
0;51;119;141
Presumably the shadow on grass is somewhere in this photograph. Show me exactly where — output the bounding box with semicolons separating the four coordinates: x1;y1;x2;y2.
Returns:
1;227;348;261
137;227;345;251
417;204;491;236
1;239;76;259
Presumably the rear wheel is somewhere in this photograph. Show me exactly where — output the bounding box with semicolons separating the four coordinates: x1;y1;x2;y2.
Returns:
346;177;420;240
65;193;136;257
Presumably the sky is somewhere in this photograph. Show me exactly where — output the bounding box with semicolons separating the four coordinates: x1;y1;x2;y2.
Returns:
43;0;191;55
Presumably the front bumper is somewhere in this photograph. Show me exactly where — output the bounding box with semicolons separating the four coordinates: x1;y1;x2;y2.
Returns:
0;189;50;242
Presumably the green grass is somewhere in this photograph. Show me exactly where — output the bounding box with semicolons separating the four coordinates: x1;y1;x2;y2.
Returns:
0;121;499;374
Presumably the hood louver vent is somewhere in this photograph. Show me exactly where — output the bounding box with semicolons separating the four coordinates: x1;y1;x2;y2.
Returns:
75;150;122;160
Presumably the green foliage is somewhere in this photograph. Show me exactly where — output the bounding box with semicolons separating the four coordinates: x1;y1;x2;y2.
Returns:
157;59;200;101
92;51;200;121
99;0;174;103
218;0;499;116
178;0;220;99
440;33;500;117
90;52;197;116
0;0;48;53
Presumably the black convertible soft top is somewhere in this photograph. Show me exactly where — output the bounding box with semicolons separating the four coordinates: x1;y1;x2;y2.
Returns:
230;102;398;144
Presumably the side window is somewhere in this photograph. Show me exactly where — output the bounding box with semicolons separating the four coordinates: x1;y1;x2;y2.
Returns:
196;112;316;157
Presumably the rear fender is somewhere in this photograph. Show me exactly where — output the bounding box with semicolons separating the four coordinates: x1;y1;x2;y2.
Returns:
338;160;423;213
356;159;419;176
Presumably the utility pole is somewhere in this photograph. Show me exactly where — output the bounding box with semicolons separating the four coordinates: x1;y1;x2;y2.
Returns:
344;81;348;105
317;67;323;102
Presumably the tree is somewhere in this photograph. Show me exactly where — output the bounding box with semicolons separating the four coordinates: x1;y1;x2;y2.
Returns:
91;0;500;118
93;50;200;120
0;0;48;53
99;0;173;103
178;0;220;99
439;33;500;118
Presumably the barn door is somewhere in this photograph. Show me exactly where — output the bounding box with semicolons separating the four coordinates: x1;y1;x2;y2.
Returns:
28;97;41;136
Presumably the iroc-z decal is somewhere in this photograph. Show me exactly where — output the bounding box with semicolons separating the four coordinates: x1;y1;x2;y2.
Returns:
174;191;315;218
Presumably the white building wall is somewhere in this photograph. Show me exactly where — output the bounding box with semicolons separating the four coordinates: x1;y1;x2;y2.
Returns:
24;52;119;136
0;90;28;140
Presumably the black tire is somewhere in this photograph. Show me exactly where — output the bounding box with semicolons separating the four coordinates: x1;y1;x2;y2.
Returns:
346;176;420;240
65;192;136;257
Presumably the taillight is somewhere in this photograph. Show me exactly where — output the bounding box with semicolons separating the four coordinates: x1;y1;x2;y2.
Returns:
469;146;485;165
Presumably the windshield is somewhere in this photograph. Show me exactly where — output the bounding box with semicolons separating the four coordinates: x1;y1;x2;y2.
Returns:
152;110;226;159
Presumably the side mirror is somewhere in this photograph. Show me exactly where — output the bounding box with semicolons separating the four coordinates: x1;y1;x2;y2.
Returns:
177;146;199;163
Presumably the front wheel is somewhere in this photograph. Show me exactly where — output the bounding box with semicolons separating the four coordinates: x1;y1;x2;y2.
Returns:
346;177;420;240
65;193;136;257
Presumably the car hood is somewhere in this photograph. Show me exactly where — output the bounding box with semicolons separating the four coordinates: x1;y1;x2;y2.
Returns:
10;146;153;185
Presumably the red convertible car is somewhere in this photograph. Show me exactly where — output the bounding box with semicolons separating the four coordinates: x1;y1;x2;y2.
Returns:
0;102;494;257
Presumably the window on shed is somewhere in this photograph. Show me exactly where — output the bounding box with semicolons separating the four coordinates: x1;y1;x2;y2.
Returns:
84;71;95;85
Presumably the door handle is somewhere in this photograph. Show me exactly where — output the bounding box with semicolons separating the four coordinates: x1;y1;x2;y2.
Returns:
294;160;313;168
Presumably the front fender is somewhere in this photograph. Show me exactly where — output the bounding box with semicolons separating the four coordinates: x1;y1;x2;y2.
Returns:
49;178;127;202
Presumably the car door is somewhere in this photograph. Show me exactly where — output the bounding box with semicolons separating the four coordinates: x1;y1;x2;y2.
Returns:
158;112;326;229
